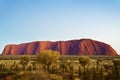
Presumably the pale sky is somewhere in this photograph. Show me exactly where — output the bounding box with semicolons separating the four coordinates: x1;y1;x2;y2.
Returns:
0;0;120;54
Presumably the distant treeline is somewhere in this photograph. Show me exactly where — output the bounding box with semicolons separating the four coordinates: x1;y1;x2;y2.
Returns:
0;55;120;60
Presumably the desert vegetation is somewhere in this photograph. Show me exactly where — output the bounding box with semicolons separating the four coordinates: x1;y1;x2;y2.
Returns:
0;50;120;80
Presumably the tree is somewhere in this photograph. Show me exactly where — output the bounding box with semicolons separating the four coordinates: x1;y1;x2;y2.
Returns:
112;59;120;80
96;59;102;71
79;56;91;80
20;56;31;71
79;56;91;67
37;50;60;72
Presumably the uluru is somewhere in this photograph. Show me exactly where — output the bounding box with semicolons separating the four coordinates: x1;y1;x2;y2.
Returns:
2;39;118;56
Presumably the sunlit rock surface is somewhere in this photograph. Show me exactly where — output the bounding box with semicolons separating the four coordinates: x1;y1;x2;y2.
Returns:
2;39;118;55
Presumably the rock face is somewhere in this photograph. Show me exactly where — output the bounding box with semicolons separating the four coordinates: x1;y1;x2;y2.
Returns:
2;39;118;55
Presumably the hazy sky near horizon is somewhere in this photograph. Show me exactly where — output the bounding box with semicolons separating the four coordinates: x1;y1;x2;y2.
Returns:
0;0;120;54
